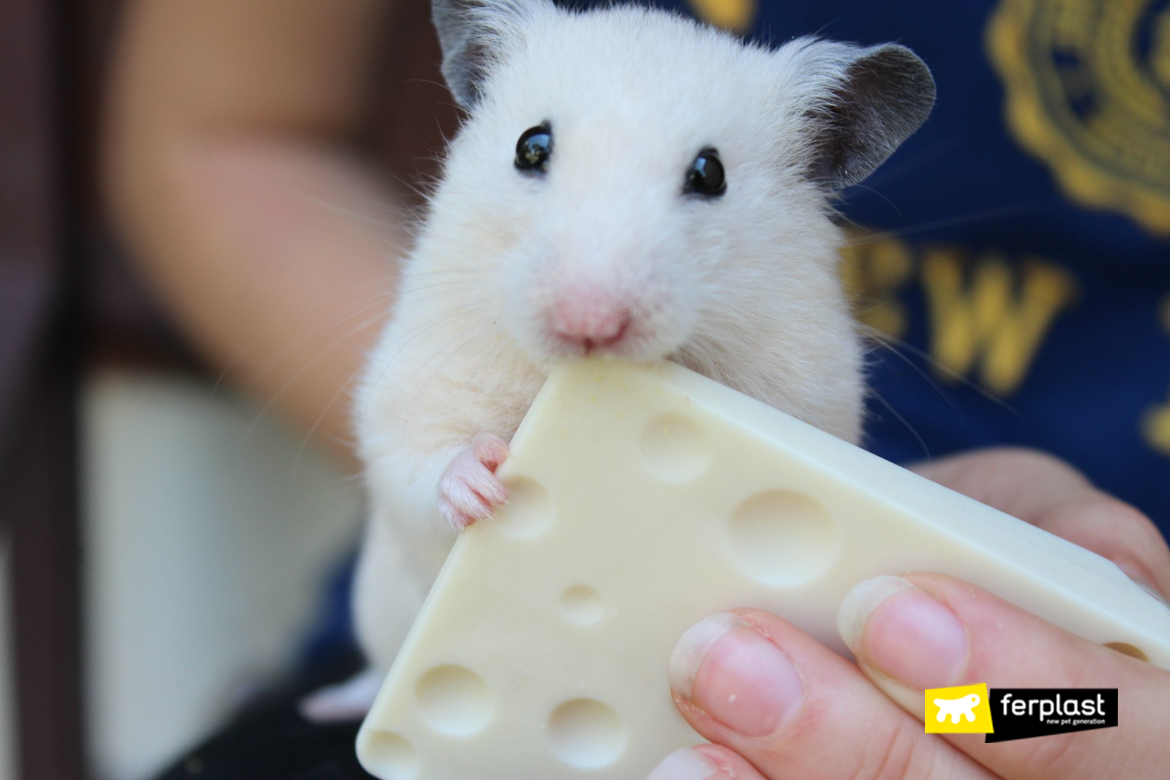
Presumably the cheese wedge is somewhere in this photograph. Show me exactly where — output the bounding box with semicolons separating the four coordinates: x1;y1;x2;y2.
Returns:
357;360;1170;779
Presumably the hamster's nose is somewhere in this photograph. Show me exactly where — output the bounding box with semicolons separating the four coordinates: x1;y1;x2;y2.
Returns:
550;291;632;352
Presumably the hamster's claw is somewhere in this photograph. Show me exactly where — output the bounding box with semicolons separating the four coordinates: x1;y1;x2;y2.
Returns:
298;668;382;723
438;434;510;531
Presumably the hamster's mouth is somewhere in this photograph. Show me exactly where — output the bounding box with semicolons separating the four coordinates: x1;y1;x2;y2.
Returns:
539;318;685;363
551;318;631;356
510;284;691;365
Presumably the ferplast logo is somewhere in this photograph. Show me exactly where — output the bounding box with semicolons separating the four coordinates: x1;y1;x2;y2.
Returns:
925;684;995;734
924;686;1118;742
985;689;1118;743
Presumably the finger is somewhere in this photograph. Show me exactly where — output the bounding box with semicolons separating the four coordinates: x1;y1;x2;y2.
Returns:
1024;495;1170;600
647;745;768;780
909;448;1089;521
694;744;770;779
839;574;1170;780
911;449;1170;598
663;610;996;779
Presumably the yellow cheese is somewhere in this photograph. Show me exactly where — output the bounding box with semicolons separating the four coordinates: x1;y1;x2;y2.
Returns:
357;360;1170;779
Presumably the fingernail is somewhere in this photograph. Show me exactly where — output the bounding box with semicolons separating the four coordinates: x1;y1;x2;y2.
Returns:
838;575;968;689
1136;581;1170;609
668;612;804;737
667;613;743;699
647;748;722;780
1117;564;1170;609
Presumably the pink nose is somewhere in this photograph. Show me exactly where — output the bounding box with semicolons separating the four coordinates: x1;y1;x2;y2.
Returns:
551;291;632;351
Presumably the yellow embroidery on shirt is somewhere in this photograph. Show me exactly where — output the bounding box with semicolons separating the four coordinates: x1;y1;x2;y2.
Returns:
921;250;1077;395
1142;296;1170;455
688;0;756;32
987;0;1170;235
840;236;913;339
1155;13;1170;89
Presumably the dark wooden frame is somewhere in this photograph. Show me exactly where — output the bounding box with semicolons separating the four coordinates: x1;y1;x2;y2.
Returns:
1;0;87;776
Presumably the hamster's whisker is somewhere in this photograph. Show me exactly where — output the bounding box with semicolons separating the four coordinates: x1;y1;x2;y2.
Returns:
413;329;498;392
382;170;440;205
369;300;496;393
211;275;399;394
851;141;958;192
217;289;398;395
857;325;961;414
401;265;495;283
406;269;494;280
842;183;903;218
404;76;455;93
859;323;1019;416
241;310;392;438
292;192;414;228
842;199;1048;248
291;369;365;477
395;278;495;298
313;187;429;219
865;384;930;459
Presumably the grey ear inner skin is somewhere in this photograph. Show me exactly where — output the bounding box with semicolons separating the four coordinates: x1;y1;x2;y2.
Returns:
432;0;551;109
433;0;491;108
811;44;937;190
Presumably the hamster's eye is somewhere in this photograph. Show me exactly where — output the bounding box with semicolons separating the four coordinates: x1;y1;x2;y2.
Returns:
684;148;726;197
515;124;552;174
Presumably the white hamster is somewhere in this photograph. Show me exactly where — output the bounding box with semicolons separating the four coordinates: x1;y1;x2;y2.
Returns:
351;0;934;680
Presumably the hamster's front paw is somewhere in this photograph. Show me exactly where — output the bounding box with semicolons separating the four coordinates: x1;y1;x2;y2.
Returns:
438;434;510;530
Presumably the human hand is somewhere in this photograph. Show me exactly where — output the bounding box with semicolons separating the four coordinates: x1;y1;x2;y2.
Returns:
648;449;1170;779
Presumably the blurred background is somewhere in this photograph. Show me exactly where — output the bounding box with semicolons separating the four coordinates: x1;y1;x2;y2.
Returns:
0;2;459;777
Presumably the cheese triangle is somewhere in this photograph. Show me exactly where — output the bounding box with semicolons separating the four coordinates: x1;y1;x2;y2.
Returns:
357;360;1170;779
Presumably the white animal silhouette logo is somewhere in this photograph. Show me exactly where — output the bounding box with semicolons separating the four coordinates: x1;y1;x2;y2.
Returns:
933;693;981;724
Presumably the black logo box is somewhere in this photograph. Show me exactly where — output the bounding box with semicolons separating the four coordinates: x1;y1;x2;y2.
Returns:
986;689;1118;743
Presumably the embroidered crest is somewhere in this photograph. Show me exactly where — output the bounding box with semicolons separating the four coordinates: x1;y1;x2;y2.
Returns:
988;0;1170;234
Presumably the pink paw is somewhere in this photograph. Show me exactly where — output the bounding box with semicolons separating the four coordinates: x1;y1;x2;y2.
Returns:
438;434;510;530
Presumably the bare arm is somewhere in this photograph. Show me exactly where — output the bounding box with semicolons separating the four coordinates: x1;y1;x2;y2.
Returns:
103;0;407;470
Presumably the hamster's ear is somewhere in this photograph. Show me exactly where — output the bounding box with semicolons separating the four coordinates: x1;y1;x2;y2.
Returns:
792;42;936;190
432;0;552;108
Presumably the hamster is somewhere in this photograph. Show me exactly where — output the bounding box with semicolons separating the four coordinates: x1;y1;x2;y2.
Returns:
351;0;934;686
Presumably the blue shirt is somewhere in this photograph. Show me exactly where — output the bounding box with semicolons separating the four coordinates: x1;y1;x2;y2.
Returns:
656;0;1170;533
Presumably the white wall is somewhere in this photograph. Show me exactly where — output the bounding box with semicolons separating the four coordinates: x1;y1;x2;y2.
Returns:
81;370;364;779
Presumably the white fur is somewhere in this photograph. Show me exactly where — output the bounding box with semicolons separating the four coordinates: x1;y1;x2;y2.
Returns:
352;1;867;672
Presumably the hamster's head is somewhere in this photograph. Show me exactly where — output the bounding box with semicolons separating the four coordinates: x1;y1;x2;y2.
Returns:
422;0;933;436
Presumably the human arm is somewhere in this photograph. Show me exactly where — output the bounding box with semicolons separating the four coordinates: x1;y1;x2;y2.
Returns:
103;0;407;469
